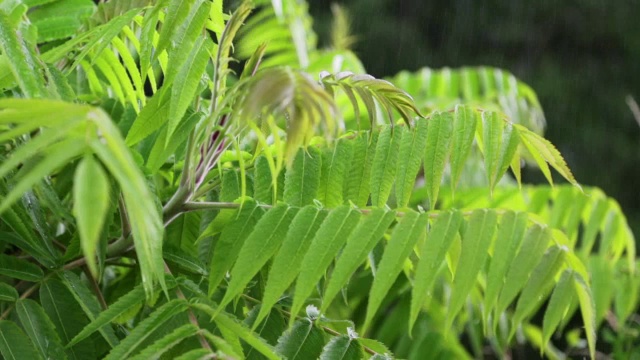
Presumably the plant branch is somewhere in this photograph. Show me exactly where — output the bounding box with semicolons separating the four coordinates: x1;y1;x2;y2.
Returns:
118;195;131;239
164;262;212;351
82;267;108;310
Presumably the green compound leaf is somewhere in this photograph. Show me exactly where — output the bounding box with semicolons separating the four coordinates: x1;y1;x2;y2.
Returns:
275;319;326;360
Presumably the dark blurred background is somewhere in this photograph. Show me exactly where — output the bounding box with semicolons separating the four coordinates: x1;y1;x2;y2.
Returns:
311;0;640;234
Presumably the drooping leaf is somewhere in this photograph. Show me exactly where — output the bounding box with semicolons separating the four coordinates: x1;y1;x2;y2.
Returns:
370;126;403;207
322;208;396;312
73;155;111;277
410;210;463;333
364;211;429;332
16;299;67;360
290;206;361;324
90;114;165;298
275;319;326;360
104;299;189;360
0;320;41;360
283;146;322;207
257;206;327;326
446;209;497;329
517;125;580;189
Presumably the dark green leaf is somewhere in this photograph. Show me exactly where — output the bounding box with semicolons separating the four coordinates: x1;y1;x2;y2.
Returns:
0;254;43;281
16;299;67;360
275;319;326;360
0;281;18;302
0;320;41;360
40;278;94;360
68;284;145;347
104;299;188;360
319;335;363;360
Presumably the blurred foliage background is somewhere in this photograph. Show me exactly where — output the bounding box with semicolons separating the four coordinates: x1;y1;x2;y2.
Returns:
310;0;640;236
